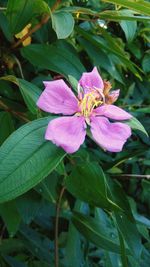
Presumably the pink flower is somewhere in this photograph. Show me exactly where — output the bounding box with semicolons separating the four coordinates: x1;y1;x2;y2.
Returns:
37;67;132;153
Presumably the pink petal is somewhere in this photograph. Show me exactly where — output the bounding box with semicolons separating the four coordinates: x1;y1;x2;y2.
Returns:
94;104;132;120
45;116;86;153
109;89;120;100
37;79;78;115
90;116;131;152
106;89;120;104
79;67;104;90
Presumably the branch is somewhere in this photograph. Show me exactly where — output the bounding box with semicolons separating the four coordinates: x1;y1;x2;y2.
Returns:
111;174;150;180
11;14;50;49
0;99;29;122
11;0;62;49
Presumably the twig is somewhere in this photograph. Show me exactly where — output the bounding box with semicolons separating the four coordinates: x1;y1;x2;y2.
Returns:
0;7;6;10
55;186;65;267
111;174;150;180
51;0;62;12
0;99;29;122
11;0;62;49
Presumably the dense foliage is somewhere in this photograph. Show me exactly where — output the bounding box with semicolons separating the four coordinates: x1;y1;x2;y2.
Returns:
0;0;150;266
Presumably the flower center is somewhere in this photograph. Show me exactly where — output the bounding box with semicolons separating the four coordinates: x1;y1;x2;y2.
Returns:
78;90;103;117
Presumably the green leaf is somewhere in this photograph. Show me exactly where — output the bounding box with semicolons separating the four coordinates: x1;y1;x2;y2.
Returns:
0;12;12;41
106;177;142;260
72;212;126;253
99;10;150;21
103;0;150;16
106;178;133;220
125;116;148;136
78;36;124;83
119;10;137;43
0;76;42;114
21;43;85;79
3;255;27;267
76;26;142;80
63;6;150;21
0;117;66;203
64;200;84;267
6;0;34;34
0;200;21;237
19;224;51;263
0;239;24;254
6;0;50;35
112;213;129;267
65;162;121;211
64;223;82;267
117;229;128;267
18;79;42;114
68;75;78;92
114;213;142;259
52;11;74;39
16;191;42;224
35;172;58;203
0;112;14;145
142;52;150;73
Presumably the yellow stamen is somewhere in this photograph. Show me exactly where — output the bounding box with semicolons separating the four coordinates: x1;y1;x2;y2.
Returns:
79;91;103;117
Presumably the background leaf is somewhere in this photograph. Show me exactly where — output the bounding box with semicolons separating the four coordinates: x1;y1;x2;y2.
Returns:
52;11;74;39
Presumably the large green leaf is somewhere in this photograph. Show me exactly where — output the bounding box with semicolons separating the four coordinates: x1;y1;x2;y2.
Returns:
72;212;127;253
65;162;121;211
52;11;74;39
0;117;66;203
21;43;85;79
103;0;150;16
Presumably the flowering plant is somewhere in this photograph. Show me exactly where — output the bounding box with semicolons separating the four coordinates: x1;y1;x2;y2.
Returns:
0;0;149;266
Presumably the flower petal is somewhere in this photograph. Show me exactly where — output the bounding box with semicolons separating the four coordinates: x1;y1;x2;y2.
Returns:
45;116;86;153
94;104;132;120
90;116;131;152
106;89;120;104
79;67;104;90
37;79;78;115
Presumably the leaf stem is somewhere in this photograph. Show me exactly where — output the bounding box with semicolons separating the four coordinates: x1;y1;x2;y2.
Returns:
55;186;65;267
111;174;150;179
